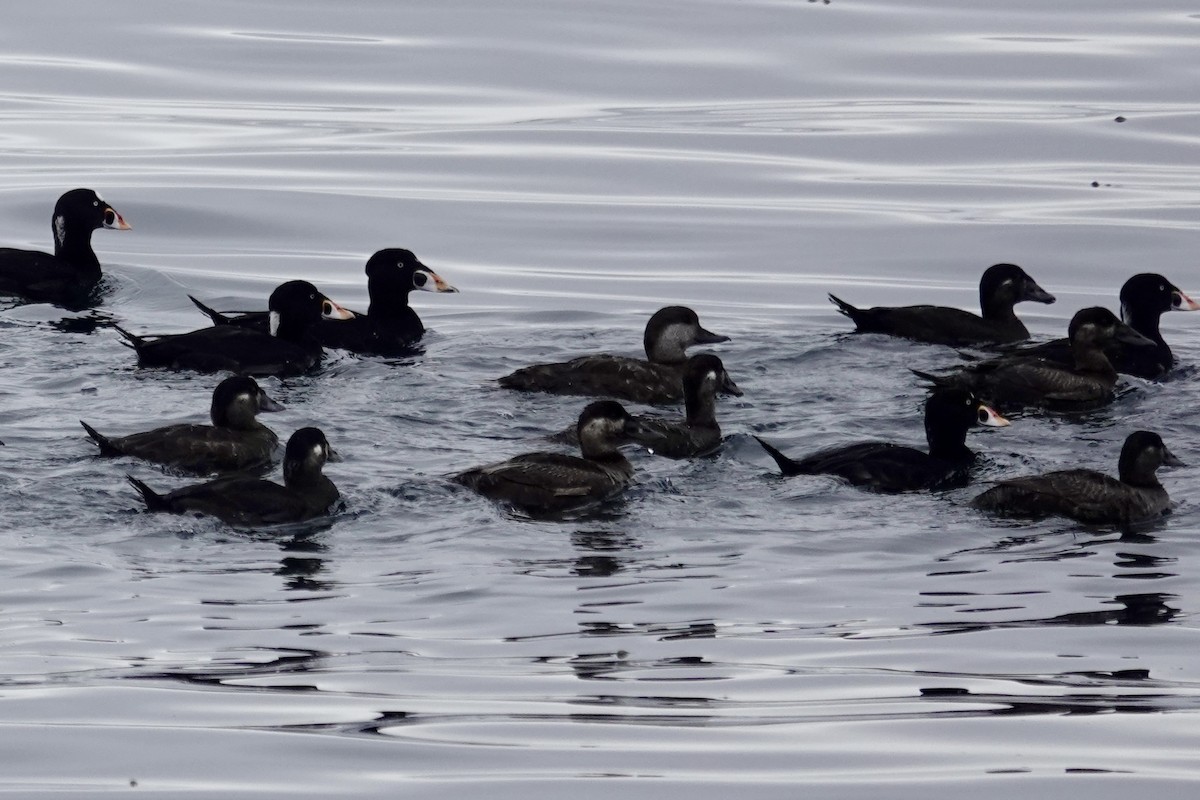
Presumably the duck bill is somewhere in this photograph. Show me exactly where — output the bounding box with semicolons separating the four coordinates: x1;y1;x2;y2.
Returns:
977;403;1010;428
721;375;744;397
1024;282;1055;304
321;298;356;321
417;268;458;294
694;326;730;345
258;393;285;413
1171;289;1200;311
1115;323;1156;347
326;447;344;463
104;206;132;231
1163;447;1185;468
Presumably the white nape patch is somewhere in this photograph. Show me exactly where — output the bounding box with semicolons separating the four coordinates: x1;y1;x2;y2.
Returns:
269;310;281;337
54;215;66;247
1120;301;1132;324
95;191;105;203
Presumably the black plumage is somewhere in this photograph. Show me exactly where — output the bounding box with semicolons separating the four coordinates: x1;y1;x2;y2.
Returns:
913;307;1154;412
127;427;341;527
972;431;1183;525
189;248;457;356
456;400;642;513
498;306;729;404
991;274;1199;379
81;376;282;473
755;388;1009;492
119;280;353;376
829;263;1055;346
0;189;131;308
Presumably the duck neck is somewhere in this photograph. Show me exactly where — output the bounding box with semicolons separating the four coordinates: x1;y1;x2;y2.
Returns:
979;291;1019;326
1071;341;1117;381
925;420;973;463
684;386;718;428
53;220;101;276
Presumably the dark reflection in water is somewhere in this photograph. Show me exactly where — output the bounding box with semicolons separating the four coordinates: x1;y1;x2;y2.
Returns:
570;529;641;578
127;647;329;691
919;592;1179;634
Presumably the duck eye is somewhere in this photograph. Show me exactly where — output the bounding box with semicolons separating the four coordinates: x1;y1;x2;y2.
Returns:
93;200;99;207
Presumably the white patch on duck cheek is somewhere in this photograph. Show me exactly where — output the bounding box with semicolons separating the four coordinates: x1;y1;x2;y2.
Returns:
54;215;66;247
269;311;281;337
312;444;325;462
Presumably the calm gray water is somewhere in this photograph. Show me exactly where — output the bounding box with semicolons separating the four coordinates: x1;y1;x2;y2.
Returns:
3;1;1200;796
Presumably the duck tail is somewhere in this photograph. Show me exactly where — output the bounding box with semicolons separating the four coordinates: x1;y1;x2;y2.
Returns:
910;368;951;388
112;324;144;349
827;293;860;319
127;475;170;512
753;436;807;477
80;421;120;456
188;295;231;325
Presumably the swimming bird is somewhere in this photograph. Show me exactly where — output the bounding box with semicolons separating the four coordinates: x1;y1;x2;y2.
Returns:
80;375;282;473
755;388;1009;492
127;427;341;527
455;400;643;514
498;306;729;404
992;274;1199;379
118;280;353;376
829;263;1055;346
625;353;743;458
0;189;131;308
971;431;1182;525
913;307;1154;412
188;248;457;355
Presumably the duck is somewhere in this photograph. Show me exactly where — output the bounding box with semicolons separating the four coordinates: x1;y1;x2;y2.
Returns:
188;248;457;355
829;263;1055;346
0;189;131;308
127;427;341;527
455;400;642;514
971;430;1183;525
913;307;1155;412
117;280;354;376
80;375;282;473
498;306;729;404
626;353;743;458
991;274;1199;379
755;388;1010;492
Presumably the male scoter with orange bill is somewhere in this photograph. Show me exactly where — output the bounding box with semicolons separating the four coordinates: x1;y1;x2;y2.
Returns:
0;189;131;308
189;248;457;356
118;280;353;376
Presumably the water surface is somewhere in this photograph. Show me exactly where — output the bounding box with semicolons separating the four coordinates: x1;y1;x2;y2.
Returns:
2;1;1200;797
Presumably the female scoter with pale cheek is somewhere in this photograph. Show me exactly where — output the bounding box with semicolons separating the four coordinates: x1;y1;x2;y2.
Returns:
81;375;283;474
499;306;729;405
0;189;131;308
456;400;643;514
972;431;1183;526
997;274;1199;379
829;263;1055;346
914;307;1154;412
755;389;1009;493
